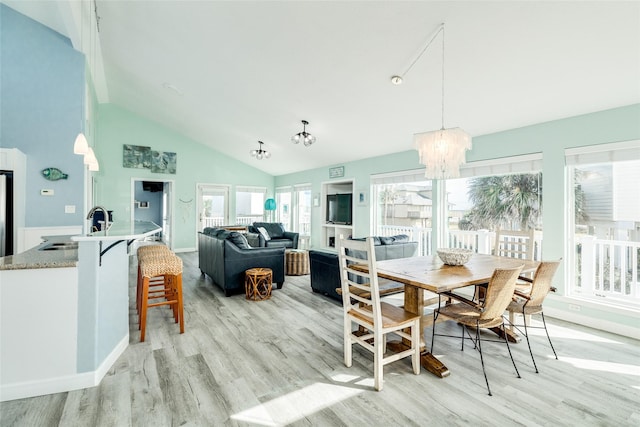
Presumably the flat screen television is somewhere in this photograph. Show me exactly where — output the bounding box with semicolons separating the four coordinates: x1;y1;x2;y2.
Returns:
326;193;352;225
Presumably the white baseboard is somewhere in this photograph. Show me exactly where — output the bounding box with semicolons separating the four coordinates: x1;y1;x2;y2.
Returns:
544;307;640;340
0;335;129;402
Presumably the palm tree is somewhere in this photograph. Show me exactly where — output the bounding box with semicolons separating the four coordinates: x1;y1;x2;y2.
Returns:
466;173;542;230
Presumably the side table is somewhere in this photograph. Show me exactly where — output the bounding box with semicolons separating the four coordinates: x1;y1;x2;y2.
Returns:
245;268;273;301
285;249;310;275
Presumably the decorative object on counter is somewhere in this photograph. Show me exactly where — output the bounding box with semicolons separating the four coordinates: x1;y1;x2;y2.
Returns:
291;119;316;146
250;141;271;160
436;248;473;265
41;167;68;180
124;145;177;174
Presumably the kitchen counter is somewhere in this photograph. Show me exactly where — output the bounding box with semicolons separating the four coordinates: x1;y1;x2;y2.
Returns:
0;221;161;271
0;235;78;270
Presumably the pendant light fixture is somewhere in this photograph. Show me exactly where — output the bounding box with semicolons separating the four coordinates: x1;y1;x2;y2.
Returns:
73;0;88;156
250;141;271;160
291;120;316;147
412;24;471;179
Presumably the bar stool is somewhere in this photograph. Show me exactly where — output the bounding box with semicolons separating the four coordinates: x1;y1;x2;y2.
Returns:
139;254;184;342
136;245;172;315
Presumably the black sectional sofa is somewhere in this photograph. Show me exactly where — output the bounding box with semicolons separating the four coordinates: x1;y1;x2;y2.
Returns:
198;227;285;296
308;235;418;301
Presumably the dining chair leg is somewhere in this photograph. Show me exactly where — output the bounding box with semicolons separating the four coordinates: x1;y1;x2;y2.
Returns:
411;321;420;375
344;317;353;368
460;324;465;351
521;307;539;373
374;330;384;391
475;322;492;396
541;311;558;359
503;320;521;379
430;311;438;353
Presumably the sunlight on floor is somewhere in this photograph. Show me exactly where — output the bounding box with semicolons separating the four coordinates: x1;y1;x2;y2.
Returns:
510;317;622;344
230;381;364;426
558;356;640;376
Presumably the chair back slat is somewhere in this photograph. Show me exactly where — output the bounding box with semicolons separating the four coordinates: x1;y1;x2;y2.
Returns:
480;266;523;320
337;236;382;326
495;228;535;260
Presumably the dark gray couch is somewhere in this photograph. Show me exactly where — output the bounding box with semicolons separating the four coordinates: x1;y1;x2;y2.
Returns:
198;228;285;296
309;235;418;301
248;222;299;249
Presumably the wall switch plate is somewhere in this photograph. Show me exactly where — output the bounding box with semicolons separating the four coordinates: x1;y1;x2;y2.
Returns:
41;189;54;196
65;205;76;214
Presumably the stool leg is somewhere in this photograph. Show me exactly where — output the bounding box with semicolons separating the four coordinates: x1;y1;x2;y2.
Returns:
140;276;150;342
176;273;184;334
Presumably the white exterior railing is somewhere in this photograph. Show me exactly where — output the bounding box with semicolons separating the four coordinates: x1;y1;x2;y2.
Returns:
576;235;640;303
202;216;262;229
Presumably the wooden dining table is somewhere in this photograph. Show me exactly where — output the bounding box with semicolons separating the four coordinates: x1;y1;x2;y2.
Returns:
351;253;539;378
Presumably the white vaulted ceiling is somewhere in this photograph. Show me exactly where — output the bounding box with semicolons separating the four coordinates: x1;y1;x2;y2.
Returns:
4;1;640;175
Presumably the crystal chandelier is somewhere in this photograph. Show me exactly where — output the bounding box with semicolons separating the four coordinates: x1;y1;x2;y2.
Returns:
411;24;471;179
250;141;271;160
291;120;316;146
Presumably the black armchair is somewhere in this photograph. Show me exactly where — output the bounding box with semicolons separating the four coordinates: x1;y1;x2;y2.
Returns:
248;222;299;249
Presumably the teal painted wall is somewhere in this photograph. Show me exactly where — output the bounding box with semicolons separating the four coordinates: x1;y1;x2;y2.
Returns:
0;4;85;227
93;104;274;250
276;104;640;334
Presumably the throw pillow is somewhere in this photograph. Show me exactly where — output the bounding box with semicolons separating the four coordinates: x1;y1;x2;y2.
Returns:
257;226;271;241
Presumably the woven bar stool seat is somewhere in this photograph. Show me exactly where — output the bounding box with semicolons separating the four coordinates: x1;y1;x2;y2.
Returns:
139;254;184;342
136;245;173;315
245;268;273;301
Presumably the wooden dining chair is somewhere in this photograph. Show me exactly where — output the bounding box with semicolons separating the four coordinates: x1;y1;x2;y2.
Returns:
337;236;421;391
505;260;561;373
494;228;536;261
431;265;523;396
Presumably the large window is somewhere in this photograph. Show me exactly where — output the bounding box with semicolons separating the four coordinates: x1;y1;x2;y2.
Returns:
371;171;434;255
566;141;640;307
371;154;542;257
235;186;266;225
275;187;291;230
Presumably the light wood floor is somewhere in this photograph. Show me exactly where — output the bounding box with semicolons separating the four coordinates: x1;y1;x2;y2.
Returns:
2;251;639;426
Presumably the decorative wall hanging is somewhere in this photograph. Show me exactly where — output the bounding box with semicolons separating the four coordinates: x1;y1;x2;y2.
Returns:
329;166;344;179
42;167;68;181
123;145;177;174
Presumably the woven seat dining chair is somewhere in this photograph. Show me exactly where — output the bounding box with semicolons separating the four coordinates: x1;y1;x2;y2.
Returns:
431;265;523;396
336;236;421;391
505;259;561;373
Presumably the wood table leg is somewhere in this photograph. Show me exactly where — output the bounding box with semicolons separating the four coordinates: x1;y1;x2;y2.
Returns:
490;326;521;343
401;285;450;378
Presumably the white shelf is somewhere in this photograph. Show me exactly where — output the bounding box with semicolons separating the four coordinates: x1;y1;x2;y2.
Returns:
320;179;354;248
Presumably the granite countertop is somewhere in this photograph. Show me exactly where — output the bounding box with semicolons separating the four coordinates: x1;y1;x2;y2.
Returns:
0;235;78;270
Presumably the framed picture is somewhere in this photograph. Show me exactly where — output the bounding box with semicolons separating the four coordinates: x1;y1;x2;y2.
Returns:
357;189;368;206
313;194;320;207
138;201;149;209
329;166;345;179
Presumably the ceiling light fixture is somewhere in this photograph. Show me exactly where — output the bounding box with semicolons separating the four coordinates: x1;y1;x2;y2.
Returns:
291;120;316;147
250;141;271;160
412;23;471;179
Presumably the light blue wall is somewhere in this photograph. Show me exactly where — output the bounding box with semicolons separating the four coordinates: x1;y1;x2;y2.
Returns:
0;4;85;227
94;104;274;250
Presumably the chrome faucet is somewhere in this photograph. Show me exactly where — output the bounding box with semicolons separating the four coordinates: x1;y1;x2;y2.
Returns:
87;206;109;232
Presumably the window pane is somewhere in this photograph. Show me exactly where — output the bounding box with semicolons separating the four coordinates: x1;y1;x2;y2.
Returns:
276;191;291;230
570;159;640;305
235;189;265;225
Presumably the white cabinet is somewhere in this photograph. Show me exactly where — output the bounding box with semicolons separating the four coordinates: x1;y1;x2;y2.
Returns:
320;179;354;248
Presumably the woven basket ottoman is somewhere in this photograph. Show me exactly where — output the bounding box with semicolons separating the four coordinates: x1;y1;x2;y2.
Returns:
285;249;310;275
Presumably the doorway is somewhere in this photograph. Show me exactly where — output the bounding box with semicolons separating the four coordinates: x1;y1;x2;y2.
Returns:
196;184;230;232
131;178;174;249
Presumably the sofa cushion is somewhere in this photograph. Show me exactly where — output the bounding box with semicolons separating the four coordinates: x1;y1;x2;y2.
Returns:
226;231;251;249
256;226;271;241
252;222;285;239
